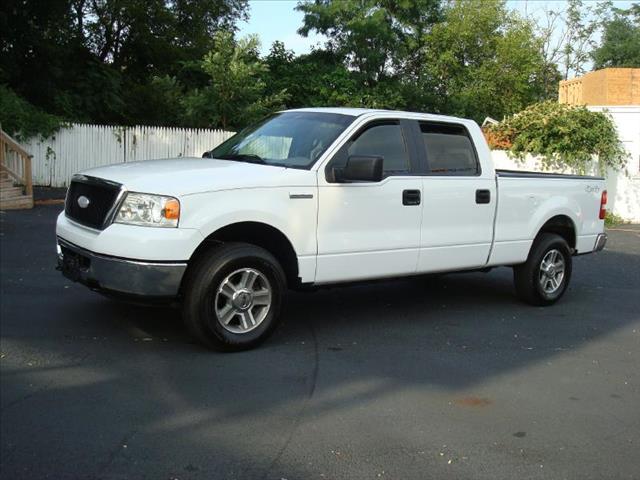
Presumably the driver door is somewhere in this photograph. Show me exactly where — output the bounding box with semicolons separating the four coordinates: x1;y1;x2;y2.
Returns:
315;120;423;283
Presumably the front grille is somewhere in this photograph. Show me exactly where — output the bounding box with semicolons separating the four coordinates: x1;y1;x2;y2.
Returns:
65;176;122;230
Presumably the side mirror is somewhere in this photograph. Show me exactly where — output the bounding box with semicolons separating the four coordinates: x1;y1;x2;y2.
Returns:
202;150;212;158
335;155;383;183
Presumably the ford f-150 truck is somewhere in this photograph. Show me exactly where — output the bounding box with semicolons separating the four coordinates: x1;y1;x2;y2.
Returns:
56;108;608;350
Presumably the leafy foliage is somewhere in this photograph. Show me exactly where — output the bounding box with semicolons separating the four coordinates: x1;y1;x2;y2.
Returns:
0;85;63;140
604;211;627;227
558;0;609;79
295;0;443;110
0;0;630;135
296;0;441;87
421;0;549;121
183;32;288;130
593;4;640;68
264;42;358;108
485;102;627;174
0;0;249;126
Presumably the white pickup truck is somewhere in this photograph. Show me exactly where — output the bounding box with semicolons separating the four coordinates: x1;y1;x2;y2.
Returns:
56;108;608;350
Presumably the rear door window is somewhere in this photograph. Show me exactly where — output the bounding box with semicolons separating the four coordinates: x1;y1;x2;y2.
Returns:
420;122;479;175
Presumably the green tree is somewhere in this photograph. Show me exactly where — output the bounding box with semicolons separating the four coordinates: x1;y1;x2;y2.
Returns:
421;0;548;122
296;0;441;91
558;0;608;79
264;41;367;108
0;85;63;140
593;4;640;68
527;0;612;88
0;0;249;126
183;32;288;130
124;75;186;127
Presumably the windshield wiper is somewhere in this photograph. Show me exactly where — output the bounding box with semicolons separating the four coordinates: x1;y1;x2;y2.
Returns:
218;153;267;164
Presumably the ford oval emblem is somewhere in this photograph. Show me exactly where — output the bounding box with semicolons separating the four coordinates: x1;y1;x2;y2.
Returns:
77;195;91;209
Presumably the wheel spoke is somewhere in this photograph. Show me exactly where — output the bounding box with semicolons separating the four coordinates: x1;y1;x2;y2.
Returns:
247;309;256;326
219;280;237;299
240;270;258;289
253;289;270;305
239;312;249;330
218;304;236;325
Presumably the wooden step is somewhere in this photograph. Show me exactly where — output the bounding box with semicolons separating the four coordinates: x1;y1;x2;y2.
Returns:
0;178;32;210
0;194;33;210
0;186;24;199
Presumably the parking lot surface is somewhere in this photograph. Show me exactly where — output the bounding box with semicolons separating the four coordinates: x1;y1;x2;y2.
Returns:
1;205;639;480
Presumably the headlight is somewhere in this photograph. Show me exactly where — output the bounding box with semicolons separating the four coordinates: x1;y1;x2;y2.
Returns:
115;192;180;228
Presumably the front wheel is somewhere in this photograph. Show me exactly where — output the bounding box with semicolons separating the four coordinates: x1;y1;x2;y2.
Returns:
513;233;573;306
182;243;286;351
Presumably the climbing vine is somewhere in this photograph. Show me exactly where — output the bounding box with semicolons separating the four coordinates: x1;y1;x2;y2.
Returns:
0;85;63;140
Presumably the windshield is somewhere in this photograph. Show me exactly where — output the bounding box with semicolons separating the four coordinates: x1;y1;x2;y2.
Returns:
207;112;355;169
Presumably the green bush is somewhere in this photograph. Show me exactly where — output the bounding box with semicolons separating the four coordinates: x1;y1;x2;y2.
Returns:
0;85;63;141
604;211;627;227
486;101;627;174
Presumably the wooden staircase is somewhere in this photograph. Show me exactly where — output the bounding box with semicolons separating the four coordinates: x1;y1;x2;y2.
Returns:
1;129;34;210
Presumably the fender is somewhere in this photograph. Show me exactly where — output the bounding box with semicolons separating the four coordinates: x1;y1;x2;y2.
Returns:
178;187;318;282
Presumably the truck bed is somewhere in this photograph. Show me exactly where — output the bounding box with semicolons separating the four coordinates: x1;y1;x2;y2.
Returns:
488;170;606;267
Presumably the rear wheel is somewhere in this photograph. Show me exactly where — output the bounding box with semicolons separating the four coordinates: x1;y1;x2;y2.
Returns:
513;233;572;306
182;243;286;351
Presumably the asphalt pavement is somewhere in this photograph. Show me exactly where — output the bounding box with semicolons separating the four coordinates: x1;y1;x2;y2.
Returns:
1;204;639;480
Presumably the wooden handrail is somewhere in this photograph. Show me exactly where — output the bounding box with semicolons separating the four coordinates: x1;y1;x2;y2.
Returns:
1;163;24;183
0;128;33;197
0;130;31;159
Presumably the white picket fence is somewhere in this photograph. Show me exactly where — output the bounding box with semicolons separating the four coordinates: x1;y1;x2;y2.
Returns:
22;124;235;187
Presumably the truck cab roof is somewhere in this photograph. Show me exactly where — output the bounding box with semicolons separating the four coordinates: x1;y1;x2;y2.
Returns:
283;107;475;125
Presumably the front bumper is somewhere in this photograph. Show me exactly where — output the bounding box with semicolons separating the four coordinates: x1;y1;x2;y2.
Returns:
57;237;187;297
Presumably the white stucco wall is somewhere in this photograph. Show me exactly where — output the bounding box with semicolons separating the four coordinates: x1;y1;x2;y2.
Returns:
491;106;640;223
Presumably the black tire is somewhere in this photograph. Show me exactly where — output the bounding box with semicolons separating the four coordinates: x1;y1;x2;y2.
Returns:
182;242;286;351
513;233;573;306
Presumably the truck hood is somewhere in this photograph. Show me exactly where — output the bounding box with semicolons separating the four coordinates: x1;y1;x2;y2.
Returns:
78;157;316;197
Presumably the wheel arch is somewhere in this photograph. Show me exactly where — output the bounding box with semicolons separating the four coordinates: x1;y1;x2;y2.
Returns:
532;214;577;253
184;221;300;290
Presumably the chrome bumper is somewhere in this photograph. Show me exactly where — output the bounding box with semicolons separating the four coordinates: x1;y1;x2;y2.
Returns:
594;233;607;252
57;237;187;297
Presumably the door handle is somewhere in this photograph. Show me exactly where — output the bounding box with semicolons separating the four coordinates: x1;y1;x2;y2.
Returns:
476;189;491;204
403;189;421;206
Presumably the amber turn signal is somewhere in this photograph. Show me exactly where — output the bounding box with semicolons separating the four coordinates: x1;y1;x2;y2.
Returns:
163;198;180;220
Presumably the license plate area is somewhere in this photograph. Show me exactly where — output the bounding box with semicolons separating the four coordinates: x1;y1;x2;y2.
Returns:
60;247;90;281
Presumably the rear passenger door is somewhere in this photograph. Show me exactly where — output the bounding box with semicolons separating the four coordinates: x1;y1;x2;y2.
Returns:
413;121;496;272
